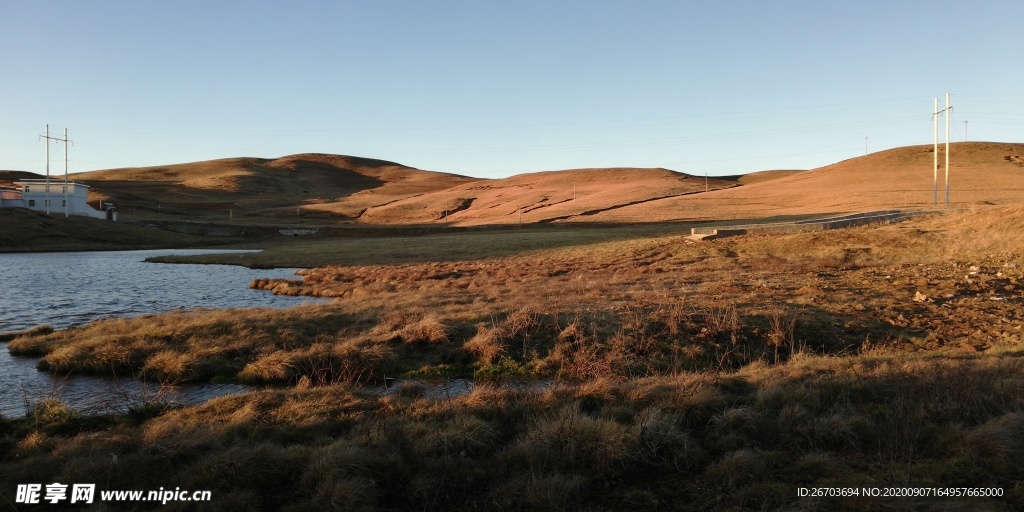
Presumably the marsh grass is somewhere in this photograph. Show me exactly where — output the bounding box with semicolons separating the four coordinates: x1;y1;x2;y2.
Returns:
5;206;1024;509
4;350;1024;510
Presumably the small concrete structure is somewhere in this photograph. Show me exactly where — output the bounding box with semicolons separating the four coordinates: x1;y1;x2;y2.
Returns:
688;227;748;241
4;179;111;219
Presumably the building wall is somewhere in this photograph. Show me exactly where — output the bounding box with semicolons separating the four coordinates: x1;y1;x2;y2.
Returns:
12;181;107;219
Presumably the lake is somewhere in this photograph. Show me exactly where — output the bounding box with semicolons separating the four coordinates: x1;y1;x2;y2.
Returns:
0;249;323;417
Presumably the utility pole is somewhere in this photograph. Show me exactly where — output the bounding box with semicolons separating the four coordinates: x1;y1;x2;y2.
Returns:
40;124;51;214
933;99;938;206
945;92;952;207
62;128;71;217
40;125;71;215
932;95;952;206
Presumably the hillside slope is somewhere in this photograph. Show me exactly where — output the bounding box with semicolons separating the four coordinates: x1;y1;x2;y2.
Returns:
585;142;1024;222
39;142;1024;227
0;171;45;187
72;154;477;221
0;207;217;251
329;167;737;226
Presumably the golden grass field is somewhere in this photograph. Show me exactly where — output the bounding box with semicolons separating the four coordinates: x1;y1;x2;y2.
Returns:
2;143;1024;510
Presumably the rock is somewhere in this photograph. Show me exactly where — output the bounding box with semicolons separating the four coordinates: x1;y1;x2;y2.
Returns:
913;291;928;302
916;278;930;287
970;265;981;272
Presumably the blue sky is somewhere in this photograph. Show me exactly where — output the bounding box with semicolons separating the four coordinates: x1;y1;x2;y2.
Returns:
2;1;1022;178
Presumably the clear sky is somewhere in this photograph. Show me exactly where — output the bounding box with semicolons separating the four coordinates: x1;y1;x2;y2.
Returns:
2;0;1022;178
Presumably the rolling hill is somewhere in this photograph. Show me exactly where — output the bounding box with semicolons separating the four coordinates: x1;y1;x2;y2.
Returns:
70;154;477;221
320;167;738;225
10;141;1017;228
0;171;45;187
574;142;1024;223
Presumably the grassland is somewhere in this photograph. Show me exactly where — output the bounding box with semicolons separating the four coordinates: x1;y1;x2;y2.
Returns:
3;205;1024;510
0;207;239;252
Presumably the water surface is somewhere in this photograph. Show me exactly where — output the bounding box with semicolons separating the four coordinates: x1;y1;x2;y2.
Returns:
0;249;322;417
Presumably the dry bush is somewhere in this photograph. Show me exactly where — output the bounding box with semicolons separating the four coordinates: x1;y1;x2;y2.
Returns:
700;303;740;342
765;308;799;352
413;414;499;458
177;443;307;500
551;332;616;381
239;338;393;385
509;404;632;471
400;314;451;344
705;449;766;488
2;324;55;346
30;398;77;428
504;307;543;358
239;351;293;383
464;325;507;364
630;407;697;470
495;473;587;511
962;413;1024;462
806;412;861;450
15;431;50;455
141;350;191;381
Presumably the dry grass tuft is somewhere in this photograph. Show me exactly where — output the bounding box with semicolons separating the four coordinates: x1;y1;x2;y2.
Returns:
401;314;451;344
963;413;1024;462
509;404;632;471
464;326;506;364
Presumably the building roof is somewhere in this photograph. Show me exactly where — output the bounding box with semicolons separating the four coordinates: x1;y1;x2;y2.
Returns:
14;179;90;189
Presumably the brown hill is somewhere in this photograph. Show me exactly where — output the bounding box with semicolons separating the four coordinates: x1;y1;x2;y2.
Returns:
579;142;1024;223
0;171;45;187
727;169;806;186
71;154;477;221
331;167;737;226
38;142;1024;227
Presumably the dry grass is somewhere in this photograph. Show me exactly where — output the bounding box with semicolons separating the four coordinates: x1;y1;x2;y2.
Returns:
4;349;1024;510
4;202;1024;509
15;206;1024;386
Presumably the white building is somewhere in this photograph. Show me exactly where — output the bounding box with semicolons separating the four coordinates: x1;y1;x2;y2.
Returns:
3;179;112;219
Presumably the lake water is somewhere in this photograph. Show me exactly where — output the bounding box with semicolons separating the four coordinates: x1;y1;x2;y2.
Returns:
0;249;323;417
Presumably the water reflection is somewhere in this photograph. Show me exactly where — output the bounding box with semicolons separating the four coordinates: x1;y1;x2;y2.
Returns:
0;249;322;417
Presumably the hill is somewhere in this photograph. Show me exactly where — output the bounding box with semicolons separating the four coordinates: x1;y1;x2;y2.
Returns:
14;142;1019;227
720;169;806;186
71;154;477;222
0;171;45;187
579;142;1024;223
70;155;738;226
311;166;737;225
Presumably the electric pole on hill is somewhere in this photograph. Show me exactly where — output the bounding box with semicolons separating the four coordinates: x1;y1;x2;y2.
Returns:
932;94;952;206
945;93;952;207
